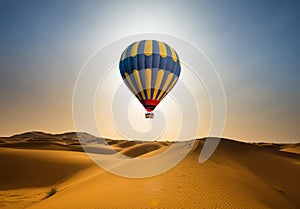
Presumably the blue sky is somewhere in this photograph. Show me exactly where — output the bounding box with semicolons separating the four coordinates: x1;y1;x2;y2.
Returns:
0;0;299;142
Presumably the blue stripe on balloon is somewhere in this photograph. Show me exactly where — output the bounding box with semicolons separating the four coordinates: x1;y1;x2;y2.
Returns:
119;59;126;75
165;44;172;58
131;55;138;70
173;62;178;76
119;61;125;78
125;58;131;74
125;43;133;58
159;56;167;70
172;50;181;76
169;60;177;74
175;62;181;77
145;54;152;69
137;54;145;70
151;68;158;88
165;46;173;72
152;54;160;69
129;72;141;96
152;40;160;55
139;69;146;93
166;57;173;72
137;40;146;55
150;68;159;99
123;57;128;70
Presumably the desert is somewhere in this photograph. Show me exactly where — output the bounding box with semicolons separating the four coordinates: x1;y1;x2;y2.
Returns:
0;132;299;209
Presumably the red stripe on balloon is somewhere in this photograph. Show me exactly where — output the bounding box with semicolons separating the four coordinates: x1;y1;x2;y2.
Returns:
141;100;160;112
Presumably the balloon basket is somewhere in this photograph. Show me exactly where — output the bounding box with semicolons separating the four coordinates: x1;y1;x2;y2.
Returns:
145;112;154;119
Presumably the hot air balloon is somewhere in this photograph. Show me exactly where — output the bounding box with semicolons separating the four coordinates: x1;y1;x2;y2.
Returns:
119;40;181;118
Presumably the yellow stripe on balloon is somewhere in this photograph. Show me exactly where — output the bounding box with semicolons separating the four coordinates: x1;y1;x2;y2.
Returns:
121;48;127;61
144;40;152;56
166;77;178;93
160;76;178;101
130;41;140;57
170;47;177;62
158;41;167;58
133;70;146;99
157;73;174;100
152;69;165;100
145;69;152;99
124;73;142;100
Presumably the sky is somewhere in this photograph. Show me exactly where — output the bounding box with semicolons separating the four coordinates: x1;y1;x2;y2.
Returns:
0;0;299;142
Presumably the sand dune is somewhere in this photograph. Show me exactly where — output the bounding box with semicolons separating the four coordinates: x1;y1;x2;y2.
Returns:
0;132;91;152
0;132;299;209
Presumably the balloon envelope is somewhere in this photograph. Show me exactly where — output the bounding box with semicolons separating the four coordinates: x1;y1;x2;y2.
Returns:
119;40;181;117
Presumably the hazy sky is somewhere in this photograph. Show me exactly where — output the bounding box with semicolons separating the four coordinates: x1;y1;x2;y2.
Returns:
0;0;299;142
